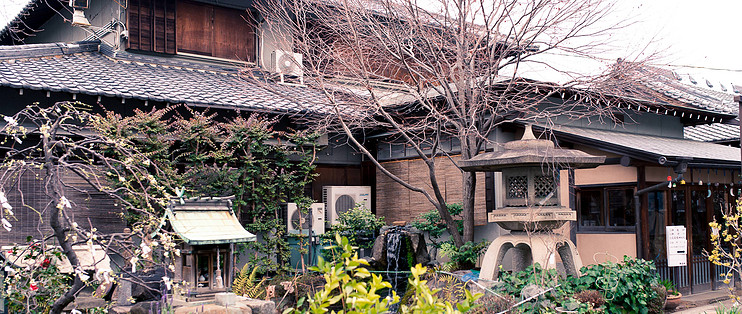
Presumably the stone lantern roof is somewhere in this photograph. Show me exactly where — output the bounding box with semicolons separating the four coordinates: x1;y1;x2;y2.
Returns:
460;125;605;172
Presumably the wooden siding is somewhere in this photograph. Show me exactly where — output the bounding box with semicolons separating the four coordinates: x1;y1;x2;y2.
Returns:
0;169;127;246
376;156;487;225
128;0;177;54
312;165;363;203
176;0;256;62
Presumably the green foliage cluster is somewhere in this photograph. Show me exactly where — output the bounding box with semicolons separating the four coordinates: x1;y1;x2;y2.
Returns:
4;242;71;313
411;203;463;248
232;263;267;299
494;256;664;314
412;204;486;270
324;203;385;250
284;234;482;314
439;240;488;270
101;107;318;273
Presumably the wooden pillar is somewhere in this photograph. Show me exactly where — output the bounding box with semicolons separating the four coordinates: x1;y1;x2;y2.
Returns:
638;166;649;259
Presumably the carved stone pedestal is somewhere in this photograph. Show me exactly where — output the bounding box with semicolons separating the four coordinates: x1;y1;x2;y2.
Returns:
479;231;583;281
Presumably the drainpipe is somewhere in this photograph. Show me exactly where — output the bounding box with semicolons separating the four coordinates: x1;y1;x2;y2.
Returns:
634;159;688;260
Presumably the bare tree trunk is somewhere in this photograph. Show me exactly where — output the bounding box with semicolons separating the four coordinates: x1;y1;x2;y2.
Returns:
426;160;464;246
45;136;84;313
461;171;475;243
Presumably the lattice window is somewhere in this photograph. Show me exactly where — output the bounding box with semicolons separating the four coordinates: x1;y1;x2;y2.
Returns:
534;175;555;198
506;176;527;199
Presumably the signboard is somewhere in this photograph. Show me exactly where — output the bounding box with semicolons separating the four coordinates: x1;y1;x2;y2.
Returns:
666;226;687;267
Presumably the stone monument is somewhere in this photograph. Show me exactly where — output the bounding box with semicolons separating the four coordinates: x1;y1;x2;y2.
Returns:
460;125;605;280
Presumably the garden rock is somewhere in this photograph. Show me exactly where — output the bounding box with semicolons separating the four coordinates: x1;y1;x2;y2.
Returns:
371;226;430;270
520;284;545;300
174;303;252;314
216;292;237;307
238;297;276;314
130;267;167;301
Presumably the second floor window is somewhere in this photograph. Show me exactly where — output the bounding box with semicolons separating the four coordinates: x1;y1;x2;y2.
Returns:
128;0;257;62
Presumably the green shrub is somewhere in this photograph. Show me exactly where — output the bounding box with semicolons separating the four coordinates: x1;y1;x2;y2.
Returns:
284;234;482;314
324;203;385;250
439;240;488;270
493;256;661;313
411;203;463;248
572;256;660;313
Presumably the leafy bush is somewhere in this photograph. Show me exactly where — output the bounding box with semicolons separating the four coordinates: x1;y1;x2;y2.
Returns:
571;256;660;313
411;203;463;248
3;243;71;313
439;240;488;270
324;203;385;250
284;234;482;314
493;256;661;313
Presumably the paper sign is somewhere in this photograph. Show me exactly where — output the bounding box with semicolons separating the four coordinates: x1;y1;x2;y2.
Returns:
666;225;687;267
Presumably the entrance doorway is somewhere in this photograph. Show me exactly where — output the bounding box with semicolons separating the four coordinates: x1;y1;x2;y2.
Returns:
195;249;228;291
651;186;733;294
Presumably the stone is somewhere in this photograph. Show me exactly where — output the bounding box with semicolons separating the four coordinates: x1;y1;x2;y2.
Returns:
215;292;237;307
371;234;386;267
116;278;132;305
174;303;252;314
130;267;166;302
408;232;431;266
238;297;276;314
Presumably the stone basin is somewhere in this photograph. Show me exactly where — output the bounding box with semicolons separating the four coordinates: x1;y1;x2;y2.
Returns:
487;207;576;231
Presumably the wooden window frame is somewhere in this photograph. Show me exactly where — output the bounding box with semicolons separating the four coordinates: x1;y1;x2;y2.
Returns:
577;184;637;233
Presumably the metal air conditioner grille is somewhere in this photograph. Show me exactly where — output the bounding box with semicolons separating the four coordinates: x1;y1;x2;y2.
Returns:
335;195;355;217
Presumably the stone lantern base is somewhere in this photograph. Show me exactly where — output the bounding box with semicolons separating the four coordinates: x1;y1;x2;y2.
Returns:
479;231;583;281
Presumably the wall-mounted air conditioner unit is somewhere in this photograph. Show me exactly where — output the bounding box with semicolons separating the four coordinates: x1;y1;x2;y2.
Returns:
323;186;371;227
286;202;325;235
271;50;303;84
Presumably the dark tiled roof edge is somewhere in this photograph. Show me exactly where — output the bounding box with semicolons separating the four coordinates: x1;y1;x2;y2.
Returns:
0;41;99;60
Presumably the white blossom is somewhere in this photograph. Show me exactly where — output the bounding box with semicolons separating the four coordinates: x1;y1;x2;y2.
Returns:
162;276;172;290
3;116;17;127
130;256;139;273
1;218;11;232
140;242;151;258
75;267;90;281
59;196;72;209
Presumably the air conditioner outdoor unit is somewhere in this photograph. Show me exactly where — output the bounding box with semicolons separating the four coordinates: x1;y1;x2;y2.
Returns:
323;186;371;227
286;202;325;235
271;50;303;84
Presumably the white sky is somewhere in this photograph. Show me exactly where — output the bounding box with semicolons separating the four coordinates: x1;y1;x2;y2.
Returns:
0;0;740;84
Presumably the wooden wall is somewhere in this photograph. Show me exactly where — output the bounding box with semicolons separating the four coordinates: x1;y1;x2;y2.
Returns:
375;155;488;225
127;0;257;62
0;169;127;246
128;0;177;54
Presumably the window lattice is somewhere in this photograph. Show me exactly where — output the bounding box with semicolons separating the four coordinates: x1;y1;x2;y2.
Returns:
507;176;527;199
534;175;555;198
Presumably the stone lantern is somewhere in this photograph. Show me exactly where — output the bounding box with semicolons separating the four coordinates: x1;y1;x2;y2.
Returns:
460;125;604;280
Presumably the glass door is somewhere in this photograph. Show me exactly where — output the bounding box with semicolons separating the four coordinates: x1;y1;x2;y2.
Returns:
689;189;711;292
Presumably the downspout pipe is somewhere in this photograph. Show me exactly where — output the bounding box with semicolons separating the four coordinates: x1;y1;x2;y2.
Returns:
633;161;688;260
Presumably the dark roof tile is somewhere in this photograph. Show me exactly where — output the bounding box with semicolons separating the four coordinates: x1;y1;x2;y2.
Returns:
0;41;331;115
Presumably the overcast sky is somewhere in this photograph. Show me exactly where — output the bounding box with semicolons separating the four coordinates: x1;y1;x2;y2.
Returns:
0;0;740;84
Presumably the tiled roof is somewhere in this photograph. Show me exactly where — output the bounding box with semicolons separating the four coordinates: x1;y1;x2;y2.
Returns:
0;41;332;114
685;122;739;143
610;64;740;143
633;66;736;116
551;125;740;164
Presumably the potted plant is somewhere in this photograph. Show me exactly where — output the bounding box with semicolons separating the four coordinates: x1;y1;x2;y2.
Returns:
660;279;682;310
